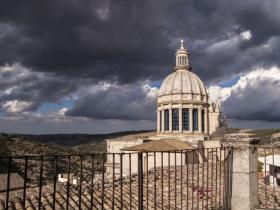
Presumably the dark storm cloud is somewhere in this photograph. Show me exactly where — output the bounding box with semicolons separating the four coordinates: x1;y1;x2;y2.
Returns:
0;0;280;131
0;0;173;83
67;84;157;121
0;0;279;85
0;64;78;112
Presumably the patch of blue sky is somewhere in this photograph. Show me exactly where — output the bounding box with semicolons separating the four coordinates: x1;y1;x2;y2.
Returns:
218;75;240;88
36;99;74;113
150;81;162;88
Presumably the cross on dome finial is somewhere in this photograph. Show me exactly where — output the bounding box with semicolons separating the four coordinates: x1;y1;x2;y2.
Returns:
180;39;185;49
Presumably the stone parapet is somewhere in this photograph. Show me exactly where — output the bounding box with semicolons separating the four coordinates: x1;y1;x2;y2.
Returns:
224;136;260;210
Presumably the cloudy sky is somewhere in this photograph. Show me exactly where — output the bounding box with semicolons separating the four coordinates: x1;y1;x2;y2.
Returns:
0;0;280;134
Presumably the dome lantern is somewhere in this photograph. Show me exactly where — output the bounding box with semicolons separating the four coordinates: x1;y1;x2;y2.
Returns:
175;39;190;70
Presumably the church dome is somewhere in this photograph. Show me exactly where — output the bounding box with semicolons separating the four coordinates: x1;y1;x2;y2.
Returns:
158;40;208;104
158;70;207;104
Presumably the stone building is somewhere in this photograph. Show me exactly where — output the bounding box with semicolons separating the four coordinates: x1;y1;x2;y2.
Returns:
106;40;224;176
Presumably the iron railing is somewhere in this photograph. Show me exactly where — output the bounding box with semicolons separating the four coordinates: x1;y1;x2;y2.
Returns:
0;147;232;210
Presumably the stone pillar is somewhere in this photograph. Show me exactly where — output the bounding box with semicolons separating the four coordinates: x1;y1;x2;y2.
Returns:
189;107;193;132
226;137;260;210
157;109;160;133
198;108;202;133
162;109;165;132
179;107;182;132
204;108;208;134
169;108;172;132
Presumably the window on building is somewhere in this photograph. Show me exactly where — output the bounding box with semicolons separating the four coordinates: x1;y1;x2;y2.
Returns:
172;108;179;131
201;110;205;132
182;108;189;130
193;109;198;131
164;109;169;131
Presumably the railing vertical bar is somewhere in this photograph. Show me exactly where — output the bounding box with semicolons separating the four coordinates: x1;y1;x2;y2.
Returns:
225;147;229;208
91;154;95;210
175;151;177;209
102;154;105;210
146;152;149;210
211;148;214;208
191;149;194;210
161;152;164;210
66;155;71;210
264;149;267;208
168;151;171;210
257;148;260;209
215;148;218;207
138;153;144;210
129;153;132;210
229;147;233;208
78;155;83;210
228;147;232;208
38;156;44;210
219;148;222;208
206;148;209;209
23;156;28;209
5;157;11;210
223;147;226;209
202;148;205;210
272;148;276;209
112;154;115;209
197;149;199;209
180;150;183;209
120;153;123;210
186;150;189;210
52;156;57;210
154;152;156;210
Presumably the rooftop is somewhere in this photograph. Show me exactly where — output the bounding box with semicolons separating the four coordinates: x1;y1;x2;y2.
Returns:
121;139;194;152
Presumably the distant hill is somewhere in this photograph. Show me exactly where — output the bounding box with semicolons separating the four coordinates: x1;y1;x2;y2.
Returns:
0;133;73;156
225;128;280;145
20;130;153;147
0;130;154;156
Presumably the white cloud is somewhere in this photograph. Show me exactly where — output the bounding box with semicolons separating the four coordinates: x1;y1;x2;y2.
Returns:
208;66;280;122
2;100;33;113
204;30;252;54
207;86;231;104
208;66;280;103
240;30;252;40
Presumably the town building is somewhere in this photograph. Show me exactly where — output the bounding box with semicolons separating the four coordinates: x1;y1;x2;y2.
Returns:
259;155;280;187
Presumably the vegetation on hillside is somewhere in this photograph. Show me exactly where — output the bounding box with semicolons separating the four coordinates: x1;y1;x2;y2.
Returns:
248;129;280;138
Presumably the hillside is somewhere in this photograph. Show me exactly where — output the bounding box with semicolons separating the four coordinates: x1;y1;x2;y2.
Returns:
21;130;153;147
0;130;154;156
0;133;73;157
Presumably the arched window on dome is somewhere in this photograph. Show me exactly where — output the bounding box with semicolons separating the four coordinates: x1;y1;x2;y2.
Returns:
201;110;205;132
172;108;179;131
193;109;198;131
164;109;169;131
182;108;189;131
